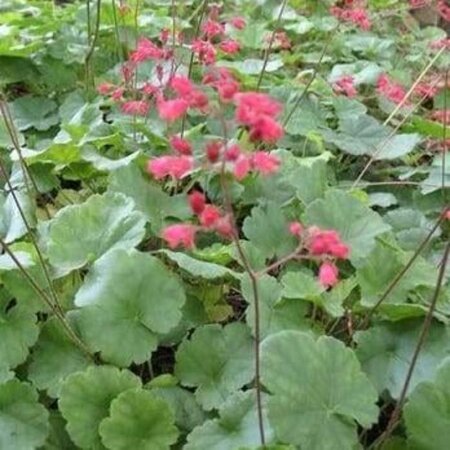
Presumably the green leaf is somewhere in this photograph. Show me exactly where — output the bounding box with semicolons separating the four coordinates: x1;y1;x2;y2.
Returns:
28;317;92;398
109;163;190;233
10;95;59;131
384;208;440;251
149;385;206;433
59;366;141;449
99;388;179;450
75;249;185;366
0;191;36;243
185;390;275;450
217;58;283;75
243;202;296;260
283;153;329;205
355;241;437;308
284;96;328;137
355;320;450;399
281;270;325;300
304;189;391;262
81;147;140;172
0;116;24;148
421;154;450;194
46;192;146;274
0;379;49;450
261;331;379;450
43;411;77;450
242;274;311;339
0;293;39;378
159;249;239;280
404;359;450;450
175;323;254;410
323;115;421;159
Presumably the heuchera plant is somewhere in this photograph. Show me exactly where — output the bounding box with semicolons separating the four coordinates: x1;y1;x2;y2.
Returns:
0;0;450;449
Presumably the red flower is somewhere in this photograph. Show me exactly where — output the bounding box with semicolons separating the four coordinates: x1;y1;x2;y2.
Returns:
157;98;189;121
121;100;150;116
219;39;241;54
252;151;280;175
170;75;194;98
309;229;349;259
235;92;282;125
248;115;284;143
224;144;241;161
438;0;450;21
170;136;192;156
213;215;234;238
377;74;408;105
162;224;197;249
131;38;164;63
199;205;222;227
318;261;339;288
188;191;206;215
192;39;217;65
147;155;193;180
206;141;222;163
202;19;225;39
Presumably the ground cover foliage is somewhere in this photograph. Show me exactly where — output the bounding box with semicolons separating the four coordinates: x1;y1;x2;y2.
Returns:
0;0;449;449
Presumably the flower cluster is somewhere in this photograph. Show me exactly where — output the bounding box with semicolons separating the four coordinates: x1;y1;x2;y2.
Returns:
377;74;408;105
330;3;371;30
333;75;357;97
161;191;234;249
438;0;450;22
289;223;350;288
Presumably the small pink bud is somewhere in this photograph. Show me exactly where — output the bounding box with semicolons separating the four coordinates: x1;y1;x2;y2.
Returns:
318;261;339;288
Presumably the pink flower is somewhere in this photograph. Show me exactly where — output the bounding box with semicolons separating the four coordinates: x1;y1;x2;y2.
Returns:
431;110;450;124
217;80;240;102
170;75;194;98
170;136;192;156
147;155;193;180
235;92;282;125
157;98;189;121
438;0;450;21
97;82;115;95
162;224;197;249
192;39;217;65
444;209;450;221
377;74;408;105
131;38;164;63
142;83;159;96
333;75;357;97
111;88;125;101
189;191;206;215
199;205;222;227
331;6;371;30
202;19;225;39
252;151;280;175
213;215;234;238
249;115;284;143
233;156;252;180
318;261;339;288
224;144;241;161
414;82;438;98
219;39;241;54
229;16;246;30
121;100;150;116
289;222;303;237
430;38;450;50
409;0;430;9
309;229;349;259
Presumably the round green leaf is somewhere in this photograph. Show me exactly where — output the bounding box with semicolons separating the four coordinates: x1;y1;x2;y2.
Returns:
0;293;39;377
0;379;49;450
355;320;450;399
261;331;379;450
58;365;141;449
28;317;93;397
304;189;391;263
99;388;179;450
46;192;146;274
185;390;274;450
10;95;59;131
175;323;254;410
404;359;450;450
75;249;185;366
